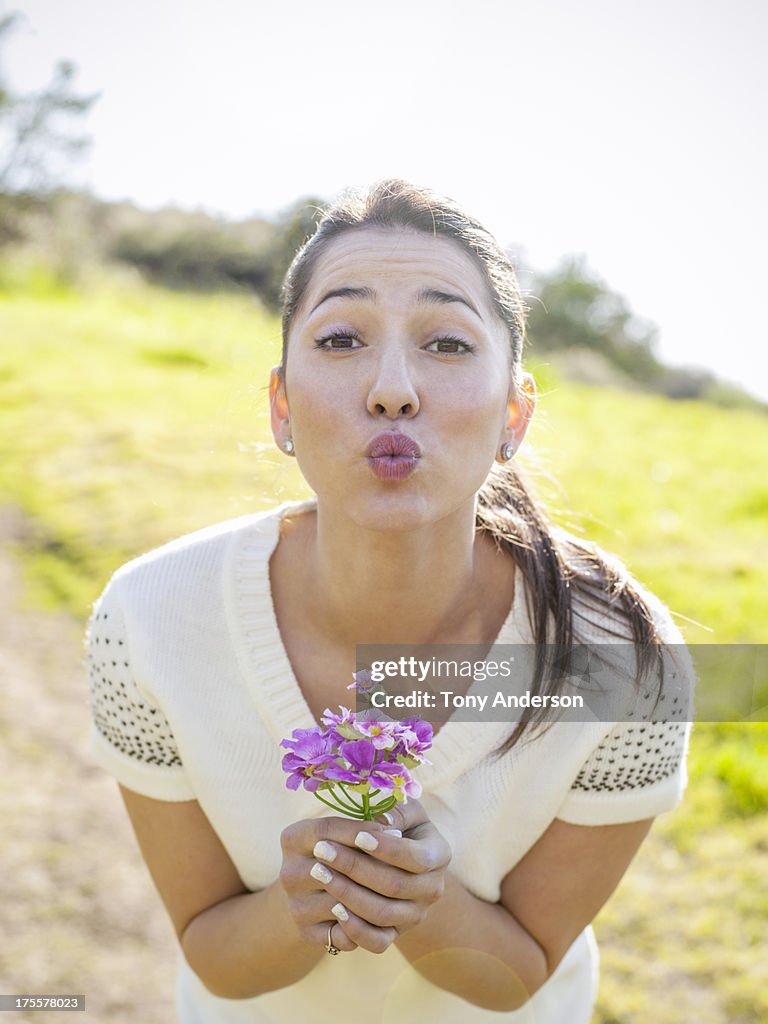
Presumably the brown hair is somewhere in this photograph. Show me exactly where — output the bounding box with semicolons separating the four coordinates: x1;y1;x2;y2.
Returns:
278;178;665;755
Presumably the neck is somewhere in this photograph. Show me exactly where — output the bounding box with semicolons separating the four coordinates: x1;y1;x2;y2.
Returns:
287;499;511;649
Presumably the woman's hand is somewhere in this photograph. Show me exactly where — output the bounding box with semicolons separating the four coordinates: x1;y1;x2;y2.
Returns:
286;799;451;954
278;815;387;953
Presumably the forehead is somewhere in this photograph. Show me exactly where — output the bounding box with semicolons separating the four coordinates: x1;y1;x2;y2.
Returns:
300;227;496;313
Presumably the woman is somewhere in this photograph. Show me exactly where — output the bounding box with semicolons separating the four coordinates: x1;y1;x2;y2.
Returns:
87;179;693;1023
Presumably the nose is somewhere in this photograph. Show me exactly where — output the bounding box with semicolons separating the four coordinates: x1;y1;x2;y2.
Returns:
366;345;420;420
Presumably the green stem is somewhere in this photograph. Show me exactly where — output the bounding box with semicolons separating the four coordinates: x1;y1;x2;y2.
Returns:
335;783;365;813
369;795;397;816
313;791;366;819
362;790;371;821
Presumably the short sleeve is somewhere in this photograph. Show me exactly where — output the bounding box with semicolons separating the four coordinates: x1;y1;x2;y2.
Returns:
86;578;195;801
557;718;691;824
558;586;695;825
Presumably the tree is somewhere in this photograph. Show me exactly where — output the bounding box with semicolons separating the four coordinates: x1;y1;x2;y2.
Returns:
526;254;664;384
260;195;327;310
0;11;98;195
109;205;275;293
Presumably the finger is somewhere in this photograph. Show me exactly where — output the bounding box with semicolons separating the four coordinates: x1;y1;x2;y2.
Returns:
310;840;444;902
372;800;452;873
398;821;453;872
308;858;423;929
374;798;450;838
281;814;401;857
283;887;359;951
281;854;340;897
315;918;358;954
315;821;451;876
373;798;429;834
326;903;398;955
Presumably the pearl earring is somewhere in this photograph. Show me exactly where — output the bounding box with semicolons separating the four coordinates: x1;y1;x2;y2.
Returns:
282;438;295;455
499;442;515;461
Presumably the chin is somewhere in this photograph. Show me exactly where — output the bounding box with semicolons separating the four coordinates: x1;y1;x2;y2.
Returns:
344;490;477;535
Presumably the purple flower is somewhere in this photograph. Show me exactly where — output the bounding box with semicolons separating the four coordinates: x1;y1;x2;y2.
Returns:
319;707;354;730
346;668;376;694
319;706;362;744
280;728;337;792
279;704;431;817
352;717;400;750
385;718;433;767
340;738;376;771
368;760;423;800
280;726;335;759
401;718;433;749
320;739;376;785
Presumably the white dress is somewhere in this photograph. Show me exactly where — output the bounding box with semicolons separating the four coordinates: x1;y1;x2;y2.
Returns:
87;497;693;1023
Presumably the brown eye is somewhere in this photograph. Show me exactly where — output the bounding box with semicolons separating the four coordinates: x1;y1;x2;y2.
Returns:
426;337;476;355
314;332;364;351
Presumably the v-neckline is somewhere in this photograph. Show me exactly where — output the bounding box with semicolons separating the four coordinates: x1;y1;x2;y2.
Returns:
228;498;533;788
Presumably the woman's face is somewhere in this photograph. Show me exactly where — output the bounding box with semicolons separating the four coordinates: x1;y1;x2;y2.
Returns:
270;227;535;532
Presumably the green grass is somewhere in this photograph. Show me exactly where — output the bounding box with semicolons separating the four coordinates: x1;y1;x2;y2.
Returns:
2;267;766;643
594;722;768;1023
2;264;767;1023
0;265;310;614
523;377;768;644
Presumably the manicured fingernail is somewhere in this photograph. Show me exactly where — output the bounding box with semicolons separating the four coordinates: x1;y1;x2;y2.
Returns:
313;840;337;862
310;862;333;884
381;812;395;825
354;831;378;851
383;829;402;837
331;902;349;922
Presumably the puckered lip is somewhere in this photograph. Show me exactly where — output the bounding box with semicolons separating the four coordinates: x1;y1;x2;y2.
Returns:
366;431;422;458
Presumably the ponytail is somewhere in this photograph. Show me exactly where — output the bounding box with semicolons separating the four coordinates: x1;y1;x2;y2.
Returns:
476;463;666;756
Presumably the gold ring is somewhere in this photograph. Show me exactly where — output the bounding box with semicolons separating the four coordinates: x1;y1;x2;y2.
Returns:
326;922;341;955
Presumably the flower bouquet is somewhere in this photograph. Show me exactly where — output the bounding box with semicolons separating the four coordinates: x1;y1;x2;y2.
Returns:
280;674;433;821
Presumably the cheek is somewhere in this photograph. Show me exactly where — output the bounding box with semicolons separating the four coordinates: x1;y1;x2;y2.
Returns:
284;377;360;484
442;376;507;432
294;396;351;441
284;363;342;431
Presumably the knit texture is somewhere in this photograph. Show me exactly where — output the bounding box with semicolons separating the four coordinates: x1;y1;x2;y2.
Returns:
86;497;693;1024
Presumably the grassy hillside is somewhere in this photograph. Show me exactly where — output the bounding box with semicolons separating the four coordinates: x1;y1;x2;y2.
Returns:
528;381;768;645
1;267;766;1022
0;264;304;613
2;264;766;640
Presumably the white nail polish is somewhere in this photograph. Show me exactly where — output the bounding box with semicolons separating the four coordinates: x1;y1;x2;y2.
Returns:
383;829;402;837
381;812;395;825
310;862;333;885
331;902;349;922
354;831;378;851
313;840;337;862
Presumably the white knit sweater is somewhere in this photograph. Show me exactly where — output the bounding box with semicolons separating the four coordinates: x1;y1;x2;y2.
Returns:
87;497;693;1024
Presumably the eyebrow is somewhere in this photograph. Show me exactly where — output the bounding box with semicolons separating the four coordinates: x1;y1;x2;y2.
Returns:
416;287;483;321
310;286;376;315
309;284;483;321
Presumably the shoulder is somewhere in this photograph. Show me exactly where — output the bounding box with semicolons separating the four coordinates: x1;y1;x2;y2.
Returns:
122;507;275;571
94;502;299;618
117;499;319;583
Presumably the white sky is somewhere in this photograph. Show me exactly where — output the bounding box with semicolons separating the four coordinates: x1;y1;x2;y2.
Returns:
6;0;768;400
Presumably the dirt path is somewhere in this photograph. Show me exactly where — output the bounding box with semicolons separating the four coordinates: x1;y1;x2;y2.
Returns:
0;525;178;1023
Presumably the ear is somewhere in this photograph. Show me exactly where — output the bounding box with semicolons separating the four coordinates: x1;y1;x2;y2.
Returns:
501;372;536;448
269;366;290;445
